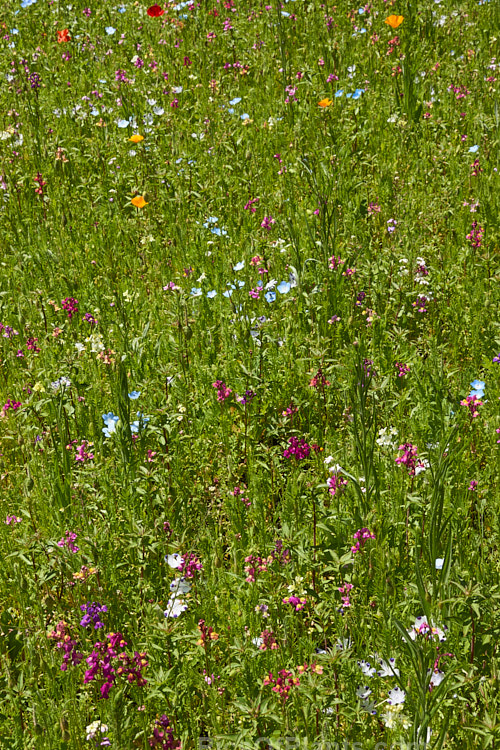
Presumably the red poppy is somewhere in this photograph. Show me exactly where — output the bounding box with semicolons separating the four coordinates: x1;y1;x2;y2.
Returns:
147;4;165;16
57;29;71;43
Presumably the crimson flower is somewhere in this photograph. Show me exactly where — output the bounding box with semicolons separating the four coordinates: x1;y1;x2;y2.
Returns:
147;4;164;16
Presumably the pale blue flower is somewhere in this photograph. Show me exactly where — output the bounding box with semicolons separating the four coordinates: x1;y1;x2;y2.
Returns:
128;391;141;400
130;412;150;434
207;290;217;298
335;89;344;98
352;88;365;99
117;119;130;128
468;145;479;153
191;288;202;297
105;26;116;34
223;289;233;298
469;389;484;399
470;379;485;391
229;97;242;105
102;412;119;438
233;261;245;271
277;281;291;294
241;113;250;120
265;291;276;303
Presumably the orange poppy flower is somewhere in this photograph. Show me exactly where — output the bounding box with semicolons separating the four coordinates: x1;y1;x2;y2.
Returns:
318;98;333;108
57;29;71;43
131;196;148;208
129;134;144;143
385;15;404;28
147;4;165;16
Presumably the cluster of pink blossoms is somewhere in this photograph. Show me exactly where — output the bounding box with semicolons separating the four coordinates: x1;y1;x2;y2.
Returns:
244;556;269;584
178;553;203;579
339;583;353;609
66;439;94;463
48;621;83;671
263;669;299;700
258;629;279;651
329;255;344;270
395;362;410;378
263;663;322;701
212;380;232;402
283;436;320;460
61;297;79;319
282;596;307;612
395;443;425;477
245;542;290;583
460;395;483;419
351;528;375;554
84;632;148;699
148;714;181;749
58;531;80;553
327;473;348;496
232;486;251;507
466;221;484;250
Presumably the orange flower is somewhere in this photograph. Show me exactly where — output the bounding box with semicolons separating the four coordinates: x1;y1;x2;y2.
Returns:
131;196;148;208
57;29;71;43
318;98;333;108
385;15;404;28
129;134;144;143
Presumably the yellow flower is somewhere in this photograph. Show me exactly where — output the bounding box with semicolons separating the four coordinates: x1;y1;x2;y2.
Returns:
318;98;333;108
131;196;148;208
129;134;144;143
385;15;404;28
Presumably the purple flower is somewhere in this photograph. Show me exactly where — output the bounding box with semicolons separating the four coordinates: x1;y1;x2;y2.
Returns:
80;602;108;629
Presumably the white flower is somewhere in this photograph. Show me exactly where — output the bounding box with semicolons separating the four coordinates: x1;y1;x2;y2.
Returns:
357;660;376;677
165;553;184;569
429;669;445;689
356;685;372;699
86;722;108;741
164;594;188;618
75;342;86;354
408;616;447;642
376;427;398;448
335;637;352;651
377;658;400;678
51;377;71;392
387;686;406;705
435;558;444;570
252;637;263;648
415;459;430;476
86;333;105;353
170;577;191;595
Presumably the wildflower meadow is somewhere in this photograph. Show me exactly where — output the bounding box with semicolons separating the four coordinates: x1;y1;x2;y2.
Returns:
0;0;499;747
